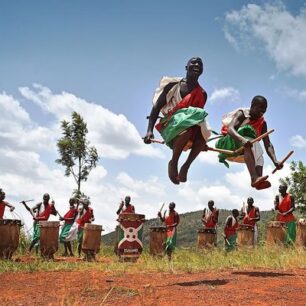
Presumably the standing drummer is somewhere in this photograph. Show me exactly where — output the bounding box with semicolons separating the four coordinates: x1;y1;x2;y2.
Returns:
116;195;135;214
224;209;239;251
158;202;180;260
201;200;219;233
240;197;260;244
0;190;15;219
21;193;57;252
275;184;296;245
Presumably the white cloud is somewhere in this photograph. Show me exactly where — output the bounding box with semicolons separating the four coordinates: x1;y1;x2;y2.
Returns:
290;135;306;148
210;87;240;103
224;3;306;76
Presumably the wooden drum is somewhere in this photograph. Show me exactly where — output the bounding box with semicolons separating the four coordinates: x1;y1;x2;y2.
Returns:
297;219;306;247
82;223;103;261
237;224;254;247
117;213;145;262
149;226;166;256
0;219;22;259
39;221;60;259
266;221;286;245
197;228;217;249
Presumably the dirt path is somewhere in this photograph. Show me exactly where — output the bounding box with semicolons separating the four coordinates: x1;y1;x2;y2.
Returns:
1;266;306;306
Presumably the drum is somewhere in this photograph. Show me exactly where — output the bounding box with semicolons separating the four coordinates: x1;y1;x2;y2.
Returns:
237;224;255;247
117;213;145;262
0;219;22;259
82;223;103;261
39;221;60;259
197;228;217;249
149;226;166;256
297;219;306;247
266;221;286;245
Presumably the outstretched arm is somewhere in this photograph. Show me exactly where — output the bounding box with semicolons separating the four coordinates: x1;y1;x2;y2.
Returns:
144;82;176;143
261;122;282;169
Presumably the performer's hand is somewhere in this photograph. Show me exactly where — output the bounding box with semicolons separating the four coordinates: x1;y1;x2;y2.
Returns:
202;144;209;151
157;211;162;217
59;217;64;221
241;138;252;148
143;131;154;144
10;206;15;212
274;161;284;170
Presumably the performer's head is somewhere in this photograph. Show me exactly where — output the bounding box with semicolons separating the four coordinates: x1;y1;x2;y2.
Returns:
82;199;90;208
208;200;214;210
247;197;254;206
43;193;50;203
169;202;176;211
69;198;76;208
0;191;5;201
232;209;239;218
185;57;203;79
125;196;131;205
250;95;267;120
279;184;288;195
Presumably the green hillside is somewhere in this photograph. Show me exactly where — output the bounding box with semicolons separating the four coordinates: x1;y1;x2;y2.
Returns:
102;209;279;248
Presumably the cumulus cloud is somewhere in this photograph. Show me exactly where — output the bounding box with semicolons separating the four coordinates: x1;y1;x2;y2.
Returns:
290;135;306;148
224;3;306;76
210;87;240;103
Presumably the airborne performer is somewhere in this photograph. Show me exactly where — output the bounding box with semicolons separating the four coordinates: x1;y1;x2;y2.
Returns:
144;57;211;184
215;95;283;190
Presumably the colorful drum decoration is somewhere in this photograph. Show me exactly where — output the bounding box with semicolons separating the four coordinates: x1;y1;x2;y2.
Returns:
39;221;60;259
297;219;306;247
117;213;145;262
0;219;22;259
149;226;166;256
266;221;286;245
237;224;255;247
82;223;103;261
197;228;217;249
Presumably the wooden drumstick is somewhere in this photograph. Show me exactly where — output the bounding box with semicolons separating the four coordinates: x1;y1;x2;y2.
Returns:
272;150;294;174
159;203;165;214
142;137;165;144
234;129;275;154
207;147;235;155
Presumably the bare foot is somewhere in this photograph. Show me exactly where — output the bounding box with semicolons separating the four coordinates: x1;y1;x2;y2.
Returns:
168;160;179;185
251;175;269;189
255;180;271;190
178;164;189;182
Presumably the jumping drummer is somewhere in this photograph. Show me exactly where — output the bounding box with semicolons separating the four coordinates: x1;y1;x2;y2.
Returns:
275;184;296;246
116;195;135;214
158;202;180;260
76;199;94;257
240;197;260;244
59;198;78;257
0;190;15;219
21;193;57;252
201;200;219;233
215;95;283;190
224;209;239;251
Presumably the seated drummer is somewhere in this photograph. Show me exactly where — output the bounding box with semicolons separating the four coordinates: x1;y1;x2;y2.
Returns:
240;197;260;244
116;195;135;214
215;95;282;190
201;200;219;233
0;189;15;219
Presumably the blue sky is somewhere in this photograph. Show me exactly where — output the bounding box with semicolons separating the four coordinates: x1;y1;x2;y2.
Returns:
1;1;305;233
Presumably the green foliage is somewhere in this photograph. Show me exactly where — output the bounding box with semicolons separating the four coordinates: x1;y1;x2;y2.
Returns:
281;160;306;215
56;112;99;196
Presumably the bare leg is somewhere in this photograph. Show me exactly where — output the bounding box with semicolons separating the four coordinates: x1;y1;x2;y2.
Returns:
178;131;207;182
67;242;74;256
169;129;193;184
62;242;68;256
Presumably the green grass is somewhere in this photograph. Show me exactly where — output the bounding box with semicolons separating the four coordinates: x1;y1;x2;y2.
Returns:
1;246;305;274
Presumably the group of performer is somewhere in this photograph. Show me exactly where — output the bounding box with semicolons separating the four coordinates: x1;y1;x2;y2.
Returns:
143;57;286;189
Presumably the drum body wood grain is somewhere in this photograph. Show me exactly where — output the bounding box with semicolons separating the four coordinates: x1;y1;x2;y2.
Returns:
0;219;22;259
237;225;254;247
117;213;145;262
149;226;166;256
266;221;286;245
39;221;59;259
82;223;102;261
297;220;306;247
197;228;216;249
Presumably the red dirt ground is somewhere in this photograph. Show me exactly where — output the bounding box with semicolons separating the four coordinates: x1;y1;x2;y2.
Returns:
1;259;305;305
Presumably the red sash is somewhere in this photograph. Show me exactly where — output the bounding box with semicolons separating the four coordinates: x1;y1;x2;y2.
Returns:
204;209;218;229
38;203;53;221
277;194;295;223
0;201;7;219
77;207;93;228
122;204;135;214
225;217;238;237
243;207;257;227
64;208;78;224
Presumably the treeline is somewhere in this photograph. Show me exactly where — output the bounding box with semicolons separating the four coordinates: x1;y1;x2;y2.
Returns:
102;209;283;247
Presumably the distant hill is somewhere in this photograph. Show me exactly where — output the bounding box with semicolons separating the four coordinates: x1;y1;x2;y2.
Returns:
102;209;280;248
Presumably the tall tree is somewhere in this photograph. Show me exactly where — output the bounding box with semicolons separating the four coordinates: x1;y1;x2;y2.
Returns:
56;112;99;196
281;160;306;214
